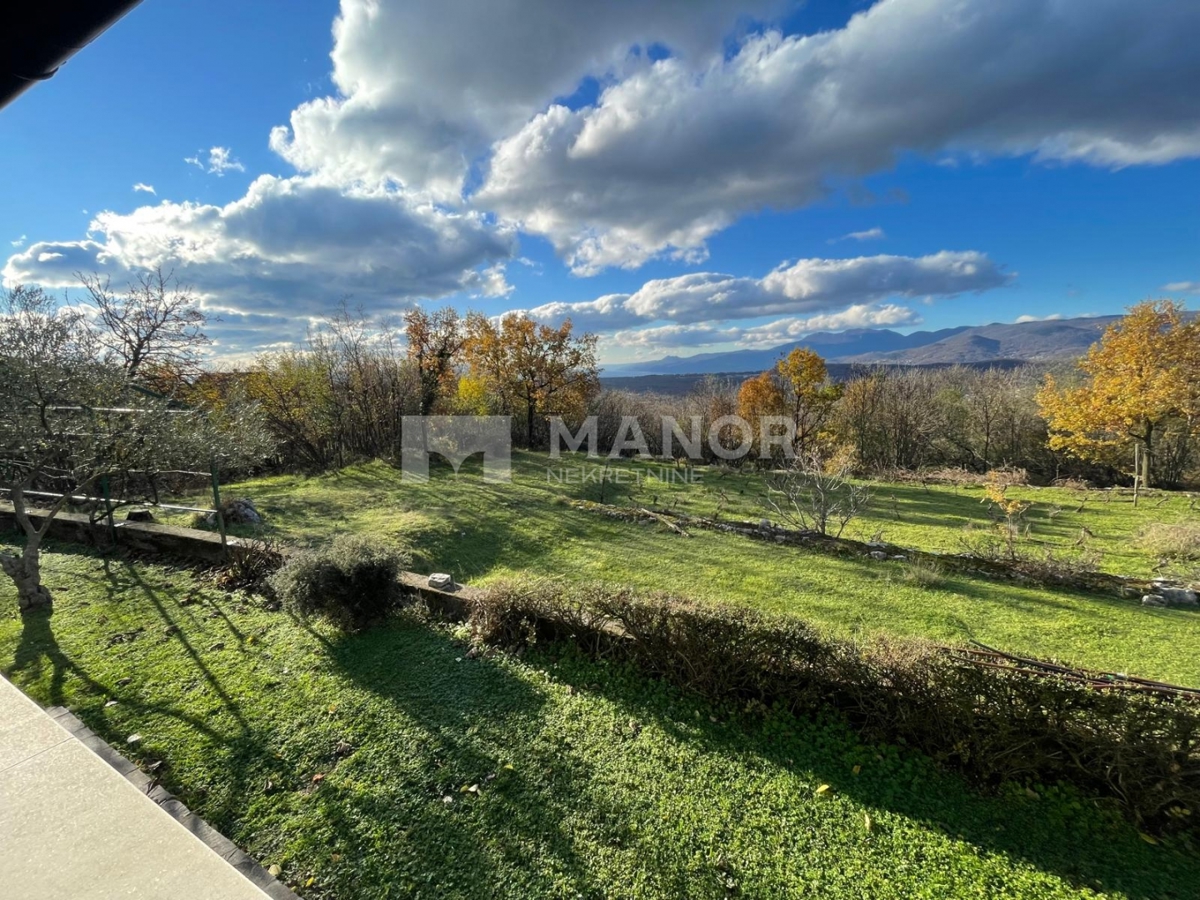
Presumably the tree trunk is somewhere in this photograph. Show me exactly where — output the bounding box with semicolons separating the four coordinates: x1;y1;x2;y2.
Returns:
1;547;53;610
1142;423;1154;487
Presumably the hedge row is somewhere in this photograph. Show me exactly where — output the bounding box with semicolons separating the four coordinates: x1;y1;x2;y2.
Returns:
465;580;1199;834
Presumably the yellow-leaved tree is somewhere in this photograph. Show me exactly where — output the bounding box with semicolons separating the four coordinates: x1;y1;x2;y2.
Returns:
1036;300;1200;486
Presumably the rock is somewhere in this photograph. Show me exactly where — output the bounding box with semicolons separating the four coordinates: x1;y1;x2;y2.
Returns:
759;519;772;531
428;573;455;590
1156;586;1198;606
125;508;155;523
869;551;887;561
1141;594;1167;607
207;498;262;526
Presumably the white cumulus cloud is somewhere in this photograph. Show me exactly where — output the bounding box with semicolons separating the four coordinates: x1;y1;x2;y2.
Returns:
3;175;515;354
477;0;1200;271
512;249;1011;352
1164;281;1200;295
133;183;156;194
185;146;246;176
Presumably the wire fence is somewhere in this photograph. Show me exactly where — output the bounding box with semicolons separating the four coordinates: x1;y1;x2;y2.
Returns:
1;459;231;554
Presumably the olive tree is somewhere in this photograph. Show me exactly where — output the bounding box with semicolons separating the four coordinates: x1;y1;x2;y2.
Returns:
0;285;272;610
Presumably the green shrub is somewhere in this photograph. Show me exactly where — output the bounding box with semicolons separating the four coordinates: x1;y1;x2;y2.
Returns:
270;534;410;630
468;580;1200;835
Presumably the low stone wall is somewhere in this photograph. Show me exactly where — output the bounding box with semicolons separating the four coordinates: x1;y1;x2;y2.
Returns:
1;503;238;564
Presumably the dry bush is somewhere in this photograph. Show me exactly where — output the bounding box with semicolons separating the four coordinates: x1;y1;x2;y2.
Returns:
468;580;1200;834
879;466;1029;488
959;526;1103;583
213;533;285;593
1137;522;1200;562
896;558;946;589
1052;476;1093;491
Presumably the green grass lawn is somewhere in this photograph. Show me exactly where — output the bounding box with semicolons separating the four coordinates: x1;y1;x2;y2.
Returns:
2;544;1198;899
169;453;1200;684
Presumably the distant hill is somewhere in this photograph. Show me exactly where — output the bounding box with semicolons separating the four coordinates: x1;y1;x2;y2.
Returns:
601;361;1030;396
601;316;1119;377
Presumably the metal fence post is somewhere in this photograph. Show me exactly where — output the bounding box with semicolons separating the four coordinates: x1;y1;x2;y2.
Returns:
100;475;117;546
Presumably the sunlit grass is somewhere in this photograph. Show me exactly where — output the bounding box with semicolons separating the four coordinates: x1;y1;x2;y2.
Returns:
161;453;1200;684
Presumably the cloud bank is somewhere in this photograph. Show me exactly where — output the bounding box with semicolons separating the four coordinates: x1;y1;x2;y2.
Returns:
6;0;1200;356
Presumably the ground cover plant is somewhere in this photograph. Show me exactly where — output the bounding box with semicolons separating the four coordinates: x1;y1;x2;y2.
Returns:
166;452;1200;685
3;541;1199;899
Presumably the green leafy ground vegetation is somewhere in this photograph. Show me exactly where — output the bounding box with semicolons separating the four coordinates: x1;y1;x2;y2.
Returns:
2;542;1198;899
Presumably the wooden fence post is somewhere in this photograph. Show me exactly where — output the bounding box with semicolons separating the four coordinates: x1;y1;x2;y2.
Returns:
210;460;228;557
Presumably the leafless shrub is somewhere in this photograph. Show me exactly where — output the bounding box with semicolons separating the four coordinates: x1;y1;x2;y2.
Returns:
1052;476;1093;491
959;525;1103;582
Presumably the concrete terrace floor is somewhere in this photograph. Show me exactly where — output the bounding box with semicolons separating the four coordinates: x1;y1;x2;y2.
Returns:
0;673;291;899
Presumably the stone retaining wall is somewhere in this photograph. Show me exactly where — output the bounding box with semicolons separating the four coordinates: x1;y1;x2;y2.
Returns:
1;502;238;564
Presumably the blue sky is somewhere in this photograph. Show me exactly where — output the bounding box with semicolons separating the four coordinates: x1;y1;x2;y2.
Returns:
2;0;1199;365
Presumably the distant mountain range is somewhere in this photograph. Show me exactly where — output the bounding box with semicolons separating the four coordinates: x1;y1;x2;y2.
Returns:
601;315;1120;377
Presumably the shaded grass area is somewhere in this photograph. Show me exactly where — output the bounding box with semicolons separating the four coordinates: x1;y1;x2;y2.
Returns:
173;454;1200;684
2;544;1198;899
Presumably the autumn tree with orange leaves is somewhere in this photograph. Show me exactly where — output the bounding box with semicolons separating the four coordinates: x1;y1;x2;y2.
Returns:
463;314;600;448
403;307;466;415
777;348;842;456
736;371;786;457
1036;300;1200;487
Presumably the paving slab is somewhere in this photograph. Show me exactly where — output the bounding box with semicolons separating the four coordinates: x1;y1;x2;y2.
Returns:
0;674;283;899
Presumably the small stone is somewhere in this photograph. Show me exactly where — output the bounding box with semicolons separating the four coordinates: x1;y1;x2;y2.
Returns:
116;677;132;687
1141;595;1167;607
869;550;887;561
126;733;143;744
428;573;455;590
209;641;225;651
267;864;282;878
105;699;119;708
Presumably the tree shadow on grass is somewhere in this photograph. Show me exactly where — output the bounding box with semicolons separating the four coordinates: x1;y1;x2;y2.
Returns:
315;618;624;898
533;644;1200;900
5;553;295;838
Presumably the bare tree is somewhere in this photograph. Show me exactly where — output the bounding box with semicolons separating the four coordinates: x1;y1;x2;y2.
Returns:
0;285;272;610
77;266;209;382
764;448;871;538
